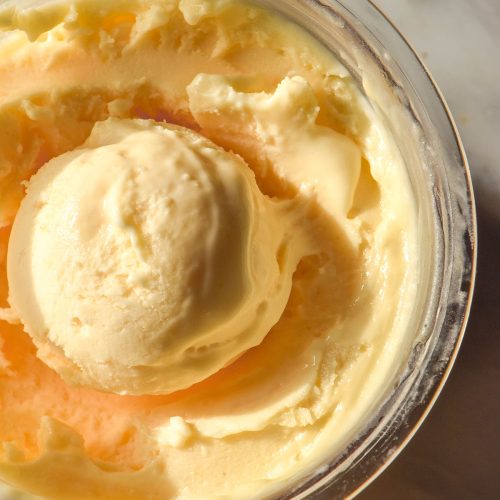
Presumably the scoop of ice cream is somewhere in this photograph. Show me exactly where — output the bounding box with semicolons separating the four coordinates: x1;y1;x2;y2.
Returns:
7;118;300;395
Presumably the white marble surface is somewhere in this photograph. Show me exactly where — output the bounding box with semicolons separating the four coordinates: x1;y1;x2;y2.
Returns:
359;1;500;499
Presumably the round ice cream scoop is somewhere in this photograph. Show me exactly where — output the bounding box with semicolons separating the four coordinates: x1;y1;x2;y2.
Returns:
7;118;300;395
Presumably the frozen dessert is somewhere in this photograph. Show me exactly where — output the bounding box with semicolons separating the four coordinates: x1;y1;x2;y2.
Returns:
0;0;417;498
8;118;305;396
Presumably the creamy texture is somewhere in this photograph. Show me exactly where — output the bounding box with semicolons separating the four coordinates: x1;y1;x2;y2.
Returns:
0;0;417;499
8;118;303;395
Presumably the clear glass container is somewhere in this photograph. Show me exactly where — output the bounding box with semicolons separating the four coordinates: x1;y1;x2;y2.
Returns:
0;0;476;499
250;1;476;498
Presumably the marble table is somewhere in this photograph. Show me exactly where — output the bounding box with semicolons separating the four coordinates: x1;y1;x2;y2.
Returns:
358;1;500;498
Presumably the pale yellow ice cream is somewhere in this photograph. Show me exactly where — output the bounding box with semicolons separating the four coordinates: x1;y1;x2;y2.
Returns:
8;118;304;395
0;0;418;498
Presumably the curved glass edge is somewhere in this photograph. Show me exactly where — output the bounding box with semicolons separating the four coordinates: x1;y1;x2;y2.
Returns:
258;1;477;499
348;0;478;495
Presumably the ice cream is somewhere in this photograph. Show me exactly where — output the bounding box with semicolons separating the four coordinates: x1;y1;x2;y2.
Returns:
8;118;304;395
0;0;417;498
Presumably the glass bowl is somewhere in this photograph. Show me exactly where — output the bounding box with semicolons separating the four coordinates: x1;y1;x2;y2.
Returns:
251;0;476;498
0;0;476;499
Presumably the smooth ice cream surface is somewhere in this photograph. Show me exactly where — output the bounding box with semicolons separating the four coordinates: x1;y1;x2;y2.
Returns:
0;0;417;499
8;118;300;395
